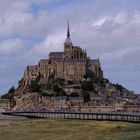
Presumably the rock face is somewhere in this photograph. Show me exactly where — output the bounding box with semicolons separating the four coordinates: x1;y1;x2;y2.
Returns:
13;92;84;112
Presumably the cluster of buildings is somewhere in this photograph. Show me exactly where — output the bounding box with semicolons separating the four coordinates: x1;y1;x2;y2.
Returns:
89;83;139;106
0;99;10;112
14;91;140;113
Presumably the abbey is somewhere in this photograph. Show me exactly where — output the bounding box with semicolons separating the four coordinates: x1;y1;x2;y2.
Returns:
23;22;103;87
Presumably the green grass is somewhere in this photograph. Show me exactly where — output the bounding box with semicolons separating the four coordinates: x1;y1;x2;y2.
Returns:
0;119;140;140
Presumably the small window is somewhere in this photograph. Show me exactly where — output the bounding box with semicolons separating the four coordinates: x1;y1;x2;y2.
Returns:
66;45;70;48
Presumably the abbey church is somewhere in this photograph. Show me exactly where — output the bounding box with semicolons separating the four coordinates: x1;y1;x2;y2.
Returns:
23;22;103;88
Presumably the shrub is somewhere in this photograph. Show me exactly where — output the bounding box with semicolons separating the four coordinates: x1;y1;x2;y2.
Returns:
114;83;125;92
52;84;61;92
81;91;90;102
69;92;79;97
1;86;15;100
81;81;94;91
83;71;95;80
29;80;40;92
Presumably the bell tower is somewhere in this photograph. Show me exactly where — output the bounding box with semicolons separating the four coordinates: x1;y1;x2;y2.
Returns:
64;21;73;60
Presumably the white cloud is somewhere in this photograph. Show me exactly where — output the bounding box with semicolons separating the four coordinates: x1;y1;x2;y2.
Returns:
1;1;140;94
0;0;56;37
113;12;128;24
31;30;65;58
0;39;25;55
92;16;111;27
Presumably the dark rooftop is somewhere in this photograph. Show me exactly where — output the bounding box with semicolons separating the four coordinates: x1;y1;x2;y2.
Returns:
55;59;86;62
49;52;63;55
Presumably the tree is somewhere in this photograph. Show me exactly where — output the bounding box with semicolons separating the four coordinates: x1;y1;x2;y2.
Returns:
83;71;95;80
8;86;15;93
81;81;94;91
60;90;67;96
52;77;65;86
39;91;53;97
52;84;61;92
29;80;40;92
69;92;79;97
67;80;74;85
81;91;90;102
114;83;125;92
55;89;67;96
1;86;15;100
18;78;24;87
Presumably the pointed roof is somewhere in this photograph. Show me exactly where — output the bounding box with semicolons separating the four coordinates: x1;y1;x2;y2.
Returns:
67;20;70;38
65;21;72;44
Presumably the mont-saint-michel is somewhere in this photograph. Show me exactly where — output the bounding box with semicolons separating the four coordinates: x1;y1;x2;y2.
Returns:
1;1;140;140
1;22;140;113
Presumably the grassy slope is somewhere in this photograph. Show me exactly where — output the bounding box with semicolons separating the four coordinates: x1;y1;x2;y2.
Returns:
0;119;140;140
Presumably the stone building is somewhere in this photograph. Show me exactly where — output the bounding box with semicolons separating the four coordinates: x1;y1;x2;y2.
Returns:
23;22;103;88
62;84;81;95
0;99;10;111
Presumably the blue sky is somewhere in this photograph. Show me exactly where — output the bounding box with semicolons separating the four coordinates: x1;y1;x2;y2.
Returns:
0;0;140;94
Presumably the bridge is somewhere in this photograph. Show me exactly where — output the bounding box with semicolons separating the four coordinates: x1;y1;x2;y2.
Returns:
2;111;140;123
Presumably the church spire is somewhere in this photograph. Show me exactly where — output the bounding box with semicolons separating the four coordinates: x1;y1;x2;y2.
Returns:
64;21;72;45
67;20;70;38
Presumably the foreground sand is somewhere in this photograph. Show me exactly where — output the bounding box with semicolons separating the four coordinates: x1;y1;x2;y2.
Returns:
0;118;140;140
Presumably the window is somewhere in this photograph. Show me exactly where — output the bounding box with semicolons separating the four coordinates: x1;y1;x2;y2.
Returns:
65;45;70;49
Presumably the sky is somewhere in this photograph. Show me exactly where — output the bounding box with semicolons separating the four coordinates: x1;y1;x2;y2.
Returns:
0;0;140;95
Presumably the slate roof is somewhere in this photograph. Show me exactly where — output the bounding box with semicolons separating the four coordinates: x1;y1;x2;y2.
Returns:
55;59;86;62
49;52;64;55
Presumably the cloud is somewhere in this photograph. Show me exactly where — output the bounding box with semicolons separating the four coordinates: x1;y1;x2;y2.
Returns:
0;39;25;55
31;30;65;58
0;0;57;37
1;0;140;94
26;9;140;93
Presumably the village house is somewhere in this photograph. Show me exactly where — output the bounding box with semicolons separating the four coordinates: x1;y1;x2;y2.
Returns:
0;99;10;111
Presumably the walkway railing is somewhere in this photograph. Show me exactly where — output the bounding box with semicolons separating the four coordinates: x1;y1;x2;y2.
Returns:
2;111;140;123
